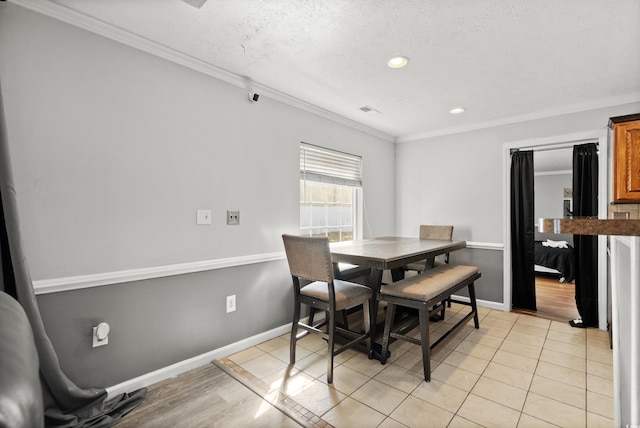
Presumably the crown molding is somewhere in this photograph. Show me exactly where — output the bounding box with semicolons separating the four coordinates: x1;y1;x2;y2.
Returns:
10;0;396;143
397;92;640;143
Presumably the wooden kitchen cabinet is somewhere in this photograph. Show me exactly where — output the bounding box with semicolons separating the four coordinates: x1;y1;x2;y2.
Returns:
610;114;640;202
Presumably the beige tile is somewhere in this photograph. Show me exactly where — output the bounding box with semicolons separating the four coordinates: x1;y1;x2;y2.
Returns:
464;329;505;348
288;379;346;416
523;392;586;427
411;379;468;413
587;411;615;428
322;364;370;395
227;346;266;364
492;349;538;373
374;364;422;393
241;353;289;379
455;340;498;360
587;390;614;419
515;316;551;329
482;362;533;390
485;310;520;322
546;329;586;346
587;359;613;380
587;328;610;343
511;322;549;338
296;332;327;352
506;330;546;348
586;337;611;351
351;379;408;416
543;338;586;358
443;351;490;375
539;348;586;371
499;339;543;359
377;417;408;428
323;396;386;427
390;395;454;428
549;319;585;335
256;336;290;353
517;414;558;428
270;341;313;363
529;375;585;409
431;363;480;392
457;394;521;427
535;361;585;389
471;376;527;411
447;415;484;428
314;346;359;365
587;347;613;366
342;351;387;376
293;352;329;378
393;348;426;373
481;316;517;330
587;373;613;398
476;324;511;339
262;367;315;396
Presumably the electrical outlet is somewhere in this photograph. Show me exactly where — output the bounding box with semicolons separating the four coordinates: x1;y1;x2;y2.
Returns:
226;295;236;313
227;210;240;225
92;322;110;348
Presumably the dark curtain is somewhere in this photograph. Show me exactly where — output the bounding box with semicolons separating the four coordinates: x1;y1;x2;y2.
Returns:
511;150;536;310
0;80;145;426
572;143;599;327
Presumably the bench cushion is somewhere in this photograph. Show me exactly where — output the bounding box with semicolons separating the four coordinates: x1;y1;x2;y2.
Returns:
380;264;479;302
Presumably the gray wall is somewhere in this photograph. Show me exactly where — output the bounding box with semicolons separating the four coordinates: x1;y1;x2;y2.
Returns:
0;5;396;387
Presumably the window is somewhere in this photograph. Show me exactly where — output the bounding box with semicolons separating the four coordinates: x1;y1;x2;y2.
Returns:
300;143;362;242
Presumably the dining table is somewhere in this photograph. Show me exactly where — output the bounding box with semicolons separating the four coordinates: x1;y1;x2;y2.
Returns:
329;236;467;358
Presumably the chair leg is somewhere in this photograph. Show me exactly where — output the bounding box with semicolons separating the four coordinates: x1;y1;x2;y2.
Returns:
380;303;396;365
290;300;301;364
363;299;372;359
308;307;316;326
418;308;432;382
468;283;480;329
327;309;336;384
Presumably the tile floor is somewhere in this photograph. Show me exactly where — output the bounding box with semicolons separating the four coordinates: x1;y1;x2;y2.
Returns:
226;304;614;428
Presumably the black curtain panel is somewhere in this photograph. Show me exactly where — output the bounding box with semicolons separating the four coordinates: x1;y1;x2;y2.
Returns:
573;143;599;327
0;80;145;426
510;150;536;311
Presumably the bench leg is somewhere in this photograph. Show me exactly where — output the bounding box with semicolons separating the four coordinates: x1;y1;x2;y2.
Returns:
468;282;480;329
380;302;396;365
418;308;431;382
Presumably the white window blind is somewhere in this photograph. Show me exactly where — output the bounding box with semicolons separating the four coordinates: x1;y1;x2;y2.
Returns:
300;143;362;187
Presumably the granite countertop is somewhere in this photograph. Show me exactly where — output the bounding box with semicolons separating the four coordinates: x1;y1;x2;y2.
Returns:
538;218;640;236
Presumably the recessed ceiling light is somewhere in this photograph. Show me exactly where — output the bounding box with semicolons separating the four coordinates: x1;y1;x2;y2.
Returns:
360;106;381;115
449;107;465;114
387;56;410;68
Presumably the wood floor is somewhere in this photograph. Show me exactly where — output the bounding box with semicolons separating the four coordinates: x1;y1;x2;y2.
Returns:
117;364;298;428
514;274;579;322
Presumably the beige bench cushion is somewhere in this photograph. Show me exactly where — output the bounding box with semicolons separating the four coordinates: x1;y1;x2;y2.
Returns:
301;280;372;311
381;264;479;302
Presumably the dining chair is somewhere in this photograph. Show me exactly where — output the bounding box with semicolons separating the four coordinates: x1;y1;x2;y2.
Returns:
405;225;455;272
282;234;373;384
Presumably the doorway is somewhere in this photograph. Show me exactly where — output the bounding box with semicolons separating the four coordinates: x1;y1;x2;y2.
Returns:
502;130;609;330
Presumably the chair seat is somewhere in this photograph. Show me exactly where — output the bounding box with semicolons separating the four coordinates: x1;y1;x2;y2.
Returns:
301;280;372;311
381;265;479;302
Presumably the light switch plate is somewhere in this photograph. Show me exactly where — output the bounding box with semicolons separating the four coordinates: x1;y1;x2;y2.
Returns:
197;209;212;224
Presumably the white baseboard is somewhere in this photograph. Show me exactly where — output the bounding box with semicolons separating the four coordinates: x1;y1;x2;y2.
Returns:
105;322;292;398
452;295;506;311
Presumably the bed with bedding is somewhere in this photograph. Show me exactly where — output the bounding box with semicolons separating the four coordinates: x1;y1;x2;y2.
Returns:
534;239;575;283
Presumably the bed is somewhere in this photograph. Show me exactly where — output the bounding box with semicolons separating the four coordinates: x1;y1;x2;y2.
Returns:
534;240;575;283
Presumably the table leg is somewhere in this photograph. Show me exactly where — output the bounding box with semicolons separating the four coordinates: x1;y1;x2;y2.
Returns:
368;268;386;360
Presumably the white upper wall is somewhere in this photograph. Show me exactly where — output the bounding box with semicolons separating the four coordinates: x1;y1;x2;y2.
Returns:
395;103;640;243
0;4;395;280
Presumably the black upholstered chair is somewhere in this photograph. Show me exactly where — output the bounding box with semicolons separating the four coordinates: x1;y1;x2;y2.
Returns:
282;234;373;383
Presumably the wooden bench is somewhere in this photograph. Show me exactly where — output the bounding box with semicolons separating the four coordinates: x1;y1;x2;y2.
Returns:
377;264;481;381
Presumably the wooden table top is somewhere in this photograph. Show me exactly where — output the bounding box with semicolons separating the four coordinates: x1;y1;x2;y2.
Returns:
330;236;466;270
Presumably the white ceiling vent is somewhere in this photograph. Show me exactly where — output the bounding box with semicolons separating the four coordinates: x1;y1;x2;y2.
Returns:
359;106;381;115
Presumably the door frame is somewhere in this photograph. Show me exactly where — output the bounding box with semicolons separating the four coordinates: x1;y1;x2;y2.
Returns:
502;129;609;330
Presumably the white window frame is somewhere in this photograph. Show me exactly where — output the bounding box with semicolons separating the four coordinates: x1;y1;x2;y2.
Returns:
300;143;363;241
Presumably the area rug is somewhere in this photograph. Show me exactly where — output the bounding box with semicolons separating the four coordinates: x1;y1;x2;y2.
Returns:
213;357;334;428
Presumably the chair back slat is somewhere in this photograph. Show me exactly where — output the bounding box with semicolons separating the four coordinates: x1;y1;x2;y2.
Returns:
282;234;334;282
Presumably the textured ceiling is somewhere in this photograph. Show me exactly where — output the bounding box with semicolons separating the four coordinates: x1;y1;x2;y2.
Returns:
35;1;640;141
